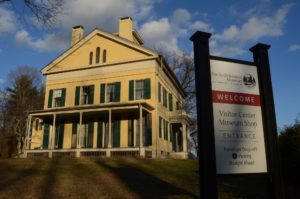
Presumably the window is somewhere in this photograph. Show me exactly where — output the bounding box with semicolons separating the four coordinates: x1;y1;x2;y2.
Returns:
48;88;66;108
135;80;144;100
176;101;181;110
158;82;161;102
96;47;100;63
75;85;94;105
89;52;93;65
168;93;173;111
159;117;162;138
163;88;167;108
100;82;120;103
128;79;151;100
106;83;117;102
103;49;107;63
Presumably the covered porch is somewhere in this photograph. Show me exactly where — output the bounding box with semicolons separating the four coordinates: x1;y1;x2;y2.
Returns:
25;103;154;158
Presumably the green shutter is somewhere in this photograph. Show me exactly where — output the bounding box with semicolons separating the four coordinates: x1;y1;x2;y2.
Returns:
159;117;162;138
58;123;64;149
75;86;80;105
163;89;167;107
158;83;161;102
144;78;151;99
61;88;66;107
88;85;94;104
47;90;53;108
147;127;152;146
97;121;103;148
72;122;77;135
115;82;121;102
166;121;169;140
43;123;49;149
100;84;105;103
88;121;94;148
113;120;120;147
170;124;173;142
129;80;134;100
168;93;173;111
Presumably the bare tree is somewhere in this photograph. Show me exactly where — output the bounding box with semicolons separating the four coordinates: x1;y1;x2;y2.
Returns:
0;0;63;26
161;51;197;128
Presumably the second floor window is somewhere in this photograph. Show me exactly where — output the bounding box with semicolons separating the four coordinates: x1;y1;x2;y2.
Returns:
48;88;66;108
75;85;94;105
100;82;121;103
128;78;151;101
135;80;144;100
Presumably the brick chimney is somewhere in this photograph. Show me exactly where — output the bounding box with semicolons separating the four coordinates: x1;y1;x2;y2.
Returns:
119;17;134;42
71;25;84;46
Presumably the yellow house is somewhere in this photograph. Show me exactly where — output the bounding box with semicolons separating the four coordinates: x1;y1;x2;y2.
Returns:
25;17;190;159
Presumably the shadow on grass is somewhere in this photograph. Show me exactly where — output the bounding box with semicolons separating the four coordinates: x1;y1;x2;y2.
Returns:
39;159;60;199
0;160;41;191
96;159;198;199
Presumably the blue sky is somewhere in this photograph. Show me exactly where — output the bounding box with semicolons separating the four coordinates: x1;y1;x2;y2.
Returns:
0;0;299;127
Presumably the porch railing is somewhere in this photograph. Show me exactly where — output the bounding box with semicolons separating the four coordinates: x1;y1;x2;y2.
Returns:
25;147;152;158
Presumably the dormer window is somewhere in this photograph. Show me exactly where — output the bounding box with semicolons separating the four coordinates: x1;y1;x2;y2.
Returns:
96;47;100;63
89;52;93;65
103;49;107;63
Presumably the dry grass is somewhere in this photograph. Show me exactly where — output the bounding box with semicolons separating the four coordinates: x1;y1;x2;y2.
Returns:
0;158;199;199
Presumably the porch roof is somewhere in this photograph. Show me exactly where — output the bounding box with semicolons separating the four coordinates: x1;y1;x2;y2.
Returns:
27;102;154;118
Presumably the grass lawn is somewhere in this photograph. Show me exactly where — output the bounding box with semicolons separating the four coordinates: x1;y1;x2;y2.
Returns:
0;158;199;199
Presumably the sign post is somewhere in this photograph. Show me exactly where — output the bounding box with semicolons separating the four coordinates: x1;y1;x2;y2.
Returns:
190;31;284;199
250;44;285;199
190;32;218;199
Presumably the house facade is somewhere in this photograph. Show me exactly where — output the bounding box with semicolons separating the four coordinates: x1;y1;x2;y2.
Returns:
25;17;190;159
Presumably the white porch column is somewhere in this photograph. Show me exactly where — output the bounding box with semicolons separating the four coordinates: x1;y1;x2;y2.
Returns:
51;114;56;149
139;105;143;148
187;126;190;152
26;115;32;150
182;124;187;152
139;105;145;157
108;109;112;148
77;112;83;147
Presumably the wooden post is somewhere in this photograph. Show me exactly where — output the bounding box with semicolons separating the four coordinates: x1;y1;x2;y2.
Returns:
250;44;285;199
190;31;218;199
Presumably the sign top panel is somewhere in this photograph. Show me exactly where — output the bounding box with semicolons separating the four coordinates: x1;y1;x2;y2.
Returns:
210;59;259;95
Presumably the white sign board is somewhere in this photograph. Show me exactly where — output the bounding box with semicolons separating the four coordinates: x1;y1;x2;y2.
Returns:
210;59;267;174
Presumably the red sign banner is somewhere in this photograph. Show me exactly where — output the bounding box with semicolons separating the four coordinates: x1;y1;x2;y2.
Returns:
212;90;261;106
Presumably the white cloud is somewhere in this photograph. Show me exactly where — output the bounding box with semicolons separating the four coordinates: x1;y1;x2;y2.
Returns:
139;18;180;53
190;21;214;33
13;0;157;52
0;8;16;34
172;8;191;24
0;78;4;84
140;8;212;54
15;30;68;52
58;0;156;32
289;44;300;52
212;4;293;57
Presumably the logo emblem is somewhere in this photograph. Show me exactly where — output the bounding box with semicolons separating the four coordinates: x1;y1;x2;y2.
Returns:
243;74;256;88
